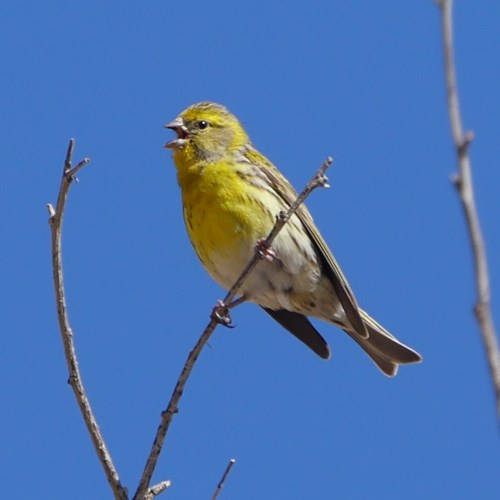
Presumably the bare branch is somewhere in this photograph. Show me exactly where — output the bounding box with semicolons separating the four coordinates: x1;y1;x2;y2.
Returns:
436;0;500;421
133;157;333;499
211;458;237;500
48;139;128;499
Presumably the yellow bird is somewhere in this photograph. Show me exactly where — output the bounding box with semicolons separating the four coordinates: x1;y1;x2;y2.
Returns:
165;102;422;376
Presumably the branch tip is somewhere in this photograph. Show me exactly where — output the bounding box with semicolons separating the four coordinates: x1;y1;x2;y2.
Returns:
66;157;91;182
211;458;237;500
64;138;75;170
145;480;172;499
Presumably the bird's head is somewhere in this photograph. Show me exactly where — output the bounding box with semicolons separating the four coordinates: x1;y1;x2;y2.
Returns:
165;102;249;164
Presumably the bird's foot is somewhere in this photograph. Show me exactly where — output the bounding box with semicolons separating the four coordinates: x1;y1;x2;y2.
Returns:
255;238;276;261
211;300;235;328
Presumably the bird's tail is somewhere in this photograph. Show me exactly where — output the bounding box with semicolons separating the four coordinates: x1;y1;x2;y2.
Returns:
343;309;422;376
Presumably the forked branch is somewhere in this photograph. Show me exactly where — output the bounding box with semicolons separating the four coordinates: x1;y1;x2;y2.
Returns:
48;140;128;500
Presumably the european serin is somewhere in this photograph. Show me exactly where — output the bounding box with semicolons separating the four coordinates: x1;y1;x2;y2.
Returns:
165;102;422;376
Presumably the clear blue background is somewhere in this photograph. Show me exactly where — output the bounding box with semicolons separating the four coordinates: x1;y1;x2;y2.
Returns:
2;1;499;498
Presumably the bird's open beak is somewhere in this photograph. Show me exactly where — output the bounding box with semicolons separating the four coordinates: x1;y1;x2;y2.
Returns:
164;116;189;150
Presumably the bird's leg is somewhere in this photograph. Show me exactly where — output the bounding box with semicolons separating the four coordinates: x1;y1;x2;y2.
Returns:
226;295;247;309
255;238;276;261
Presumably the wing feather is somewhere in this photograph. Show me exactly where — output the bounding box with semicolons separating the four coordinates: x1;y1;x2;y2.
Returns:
245;148;367;338
262;307;330;359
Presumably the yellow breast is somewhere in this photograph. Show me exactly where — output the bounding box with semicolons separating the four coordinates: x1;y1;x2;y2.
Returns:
178;159;275;285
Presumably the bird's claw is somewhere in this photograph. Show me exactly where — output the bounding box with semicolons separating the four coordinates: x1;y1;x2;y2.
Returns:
211;300;235;328
255;238;276;262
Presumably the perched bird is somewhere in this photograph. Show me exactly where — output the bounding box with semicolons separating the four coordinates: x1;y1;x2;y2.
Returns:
165;102;422;376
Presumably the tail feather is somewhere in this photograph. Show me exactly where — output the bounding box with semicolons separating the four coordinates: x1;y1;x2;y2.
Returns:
343;309;422;377
262;305;421;376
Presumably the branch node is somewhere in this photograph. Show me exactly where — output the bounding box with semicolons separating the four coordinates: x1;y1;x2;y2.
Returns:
314;173;330;190
66;157;91;181
458;130;474;155
277;210;288;223
162;407;179;417
313;156;333;189
450;172;462;190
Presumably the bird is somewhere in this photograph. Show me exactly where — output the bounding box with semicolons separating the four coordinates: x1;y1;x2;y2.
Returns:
164;101;422;376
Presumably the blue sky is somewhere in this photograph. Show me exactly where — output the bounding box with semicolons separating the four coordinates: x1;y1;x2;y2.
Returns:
2;1;500;498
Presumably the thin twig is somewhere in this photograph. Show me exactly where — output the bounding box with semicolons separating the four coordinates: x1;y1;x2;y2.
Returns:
436;0;500;421
48;139;128;500
211;458;236;500
133;157;333;499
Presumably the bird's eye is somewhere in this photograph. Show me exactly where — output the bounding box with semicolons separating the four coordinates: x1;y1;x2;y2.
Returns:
197;120;209;130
